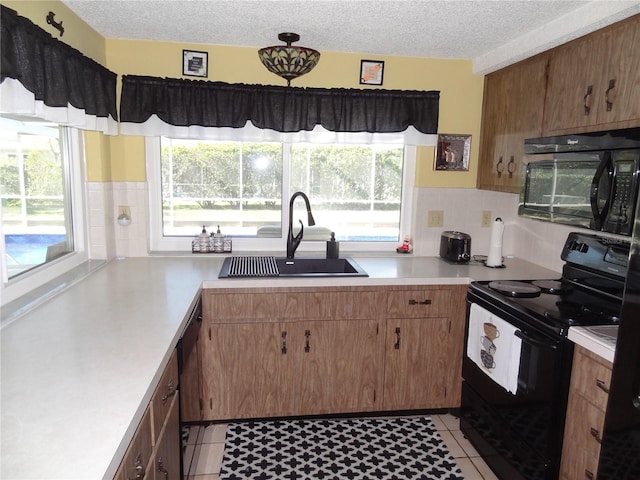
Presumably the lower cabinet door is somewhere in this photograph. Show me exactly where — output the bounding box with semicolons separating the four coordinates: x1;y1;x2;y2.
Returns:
201;322;290;420
293;319;382;416
382;316;456;410
151;395;181;480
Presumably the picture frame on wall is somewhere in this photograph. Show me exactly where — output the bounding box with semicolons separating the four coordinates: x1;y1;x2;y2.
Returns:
434;134;472;171
183;49;208;77
359;60;384;85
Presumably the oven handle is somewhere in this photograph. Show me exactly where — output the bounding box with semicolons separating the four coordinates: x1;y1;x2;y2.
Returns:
515;330;558;350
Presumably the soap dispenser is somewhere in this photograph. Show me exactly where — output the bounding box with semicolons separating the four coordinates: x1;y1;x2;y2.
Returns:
198;225;210;253
326;232;339;259
212;225;225;253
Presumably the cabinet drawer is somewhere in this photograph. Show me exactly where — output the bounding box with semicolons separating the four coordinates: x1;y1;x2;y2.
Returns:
151;350;178;443
571;346;612;411
205;290;378;322
386;288;452;318
561;393;605;480
115;407;152;480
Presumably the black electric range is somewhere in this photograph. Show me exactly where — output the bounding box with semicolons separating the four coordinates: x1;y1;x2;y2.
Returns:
469;232;628;337
460;232;629;480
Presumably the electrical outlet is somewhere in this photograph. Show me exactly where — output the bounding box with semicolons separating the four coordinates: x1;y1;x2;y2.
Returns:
427;210;444;227
481;210;492;227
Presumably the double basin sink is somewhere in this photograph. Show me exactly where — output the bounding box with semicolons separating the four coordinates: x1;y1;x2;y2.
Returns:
218;256;368;278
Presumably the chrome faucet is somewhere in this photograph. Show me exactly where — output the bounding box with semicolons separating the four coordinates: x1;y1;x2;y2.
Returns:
287;191;316;259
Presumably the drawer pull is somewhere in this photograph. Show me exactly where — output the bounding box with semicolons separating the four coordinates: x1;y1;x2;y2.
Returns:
585;469;594;479
596;378;610;394
408;299;432;306
281;331;287;355
161;379;176;404
507;156;515;179
590;427;602;444
394;327;401;350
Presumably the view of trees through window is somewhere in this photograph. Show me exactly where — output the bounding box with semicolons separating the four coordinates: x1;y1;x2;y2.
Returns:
161;138;404;241
1;118;73;279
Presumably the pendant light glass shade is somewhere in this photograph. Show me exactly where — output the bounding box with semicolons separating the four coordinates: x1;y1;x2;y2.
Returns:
258;33;320;86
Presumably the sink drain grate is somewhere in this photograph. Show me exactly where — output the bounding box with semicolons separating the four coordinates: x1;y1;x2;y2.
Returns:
227;256;279;277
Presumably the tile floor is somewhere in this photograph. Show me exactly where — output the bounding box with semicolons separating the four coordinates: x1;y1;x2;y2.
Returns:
182;413;498;480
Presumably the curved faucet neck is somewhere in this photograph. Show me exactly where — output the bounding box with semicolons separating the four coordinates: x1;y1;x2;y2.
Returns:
287;192;315;259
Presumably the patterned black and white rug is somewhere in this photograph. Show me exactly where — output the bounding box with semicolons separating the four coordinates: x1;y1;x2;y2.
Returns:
220;416;465;479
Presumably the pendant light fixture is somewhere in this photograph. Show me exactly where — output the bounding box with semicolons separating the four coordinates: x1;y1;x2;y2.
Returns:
258;33;320;86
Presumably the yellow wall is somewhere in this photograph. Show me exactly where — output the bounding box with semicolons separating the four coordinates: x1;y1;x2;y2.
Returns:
5;1;485;187
106;39;484;186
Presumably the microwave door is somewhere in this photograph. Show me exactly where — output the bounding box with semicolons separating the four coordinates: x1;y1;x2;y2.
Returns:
590;152;613;230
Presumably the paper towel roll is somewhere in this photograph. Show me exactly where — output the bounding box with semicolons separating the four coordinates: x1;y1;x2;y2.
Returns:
486;217;504;267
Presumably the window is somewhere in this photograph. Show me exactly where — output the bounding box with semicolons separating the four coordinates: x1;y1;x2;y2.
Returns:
1;116;87;305
150;138;414;253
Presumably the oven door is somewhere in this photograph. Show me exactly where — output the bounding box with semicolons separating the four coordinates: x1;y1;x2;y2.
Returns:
460;295;574;480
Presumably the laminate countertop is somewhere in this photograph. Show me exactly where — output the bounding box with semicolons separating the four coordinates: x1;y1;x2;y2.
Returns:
1;255;560;480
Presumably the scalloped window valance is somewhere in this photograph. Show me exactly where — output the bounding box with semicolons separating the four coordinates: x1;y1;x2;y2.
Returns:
119;75;439;145
0;5;118;135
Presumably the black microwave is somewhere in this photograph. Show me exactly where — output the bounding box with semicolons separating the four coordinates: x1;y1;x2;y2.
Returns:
519;128;640;236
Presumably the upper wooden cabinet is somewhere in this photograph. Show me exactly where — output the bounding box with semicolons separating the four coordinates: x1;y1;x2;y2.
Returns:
545;15;640;134
477;53;549;193
477;14;640;193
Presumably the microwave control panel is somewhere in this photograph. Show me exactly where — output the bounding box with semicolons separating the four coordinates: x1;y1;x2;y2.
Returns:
604;159;639;236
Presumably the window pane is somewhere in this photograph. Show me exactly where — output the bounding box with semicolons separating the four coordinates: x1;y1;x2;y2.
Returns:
290;144;403;241
1;118;73;278
160;138;283;237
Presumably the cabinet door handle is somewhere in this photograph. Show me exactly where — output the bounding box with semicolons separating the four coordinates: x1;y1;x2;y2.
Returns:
605;78;616;112
596;378;610;393
585;469;594;479
394;327;401;350
304;329;311;353
281;331;287;354
409;299;432;305
132;453;145;479
507;156;515;179
590;427;602;444
584;85;593;115
496;156;504;178
161;379;176;404
157;457;168;480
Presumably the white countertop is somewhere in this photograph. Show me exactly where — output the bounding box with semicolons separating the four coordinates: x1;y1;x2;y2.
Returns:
1;254;559;480
568;325;617;363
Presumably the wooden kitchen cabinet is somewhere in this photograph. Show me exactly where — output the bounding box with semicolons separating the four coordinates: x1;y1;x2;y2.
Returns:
382;285;467;410
114;351;180;480
200;288;382;420
477;53;549;193
559;345;613;480
544;15;640;134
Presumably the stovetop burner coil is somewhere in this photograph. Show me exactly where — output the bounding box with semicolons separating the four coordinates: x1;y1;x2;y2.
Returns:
531;280;566;294
488;280;541;298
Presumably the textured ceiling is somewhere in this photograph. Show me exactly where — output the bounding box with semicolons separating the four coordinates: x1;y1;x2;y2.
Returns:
61;0;640;73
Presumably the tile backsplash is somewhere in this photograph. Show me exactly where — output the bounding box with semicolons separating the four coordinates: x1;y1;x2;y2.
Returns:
88;182;584;273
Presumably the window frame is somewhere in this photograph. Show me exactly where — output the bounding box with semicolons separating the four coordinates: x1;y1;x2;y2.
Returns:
1;127;89;306
146;137;415;254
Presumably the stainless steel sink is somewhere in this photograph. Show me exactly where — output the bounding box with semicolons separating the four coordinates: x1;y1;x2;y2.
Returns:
218;256;368;278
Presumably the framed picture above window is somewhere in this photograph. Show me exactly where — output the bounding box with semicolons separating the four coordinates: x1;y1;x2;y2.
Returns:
182;49;208;77
434;134;471;171
359;60;384;85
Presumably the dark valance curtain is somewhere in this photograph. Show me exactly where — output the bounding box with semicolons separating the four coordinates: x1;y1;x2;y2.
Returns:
119;75;439;145
0;5;118;135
